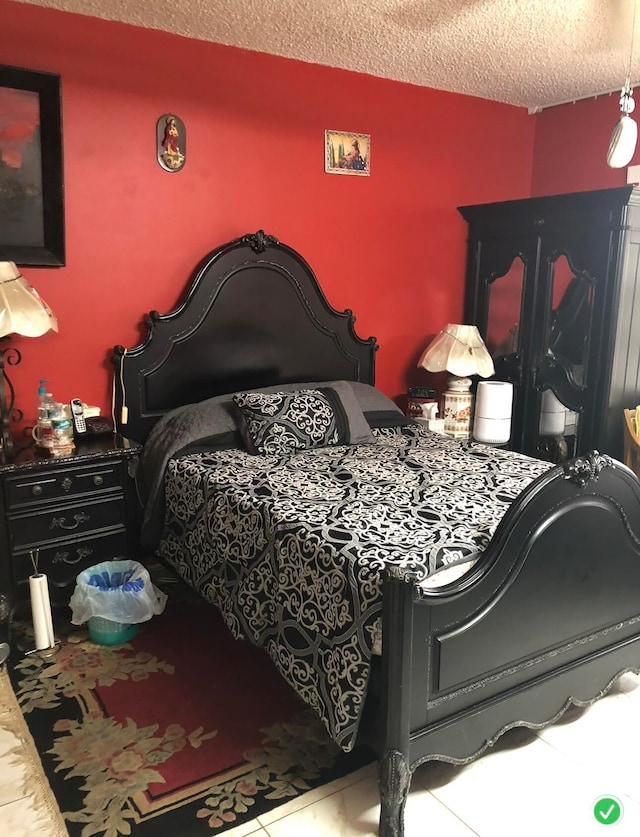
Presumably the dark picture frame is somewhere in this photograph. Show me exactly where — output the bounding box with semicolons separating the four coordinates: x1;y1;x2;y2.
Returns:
0;65;65;266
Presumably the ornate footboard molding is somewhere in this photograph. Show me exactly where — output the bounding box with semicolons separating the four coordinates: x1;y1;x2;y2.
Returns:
562;449;613;487
378;750;411;837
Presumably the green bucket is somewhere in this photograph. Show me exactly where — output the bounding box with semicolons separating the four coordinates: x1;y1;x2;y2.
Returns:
88;616;139;646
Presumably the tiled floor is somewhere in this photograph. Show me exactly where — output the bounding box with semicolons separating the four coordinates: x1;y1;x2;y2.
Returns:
1;670;639;836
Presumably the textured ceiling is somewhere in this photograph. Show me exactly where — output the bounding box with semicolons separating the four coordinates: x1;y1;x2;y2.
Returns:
11;0;640;109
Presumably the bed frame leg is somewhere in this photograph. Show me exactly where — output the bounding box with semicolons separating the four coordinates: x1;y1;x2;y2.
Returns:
378;749;411;837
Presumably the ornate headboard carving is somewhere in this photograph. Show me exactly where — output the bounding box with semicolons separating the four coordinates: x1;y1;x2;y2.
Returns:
112;231;378;443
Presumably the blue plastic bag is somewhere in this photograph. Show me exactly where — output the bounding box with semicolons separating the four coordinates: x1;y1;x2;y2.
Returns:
69;560;167;625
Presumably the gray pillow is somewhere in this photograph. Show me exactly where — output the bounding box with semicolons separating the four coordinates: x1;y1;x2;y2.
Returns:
345;381;410;428
233;382;373;456
346;381;404;414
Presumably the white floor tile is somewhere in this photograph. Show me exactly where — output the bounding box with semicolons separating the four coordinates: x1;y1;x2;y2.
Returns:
612;671;640;696
423;733;640;837
261;771;478;837
222;821;270;837
538;687;640;803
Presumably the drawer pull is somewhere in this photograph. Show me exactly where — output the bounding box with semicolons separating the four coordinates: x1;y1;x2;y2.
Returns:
52;547;93;565
49;512;90;531
61;477;73;492
31;485;43;496
93;475;104;486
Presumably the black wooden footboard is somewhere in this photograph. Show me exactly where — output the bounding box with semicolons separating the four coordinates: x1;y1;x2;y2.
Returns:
376;453;640;837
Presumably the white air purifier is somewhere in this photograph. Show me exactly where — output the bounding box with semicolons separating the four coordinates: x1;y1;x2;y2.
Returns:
539;389;566;436
473;381;514;445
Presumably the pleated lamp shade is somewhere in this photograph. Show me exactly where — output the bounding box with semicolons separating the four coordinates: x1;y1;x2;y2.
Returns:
0;261;58;338
418;324;495;378
0;261;58;462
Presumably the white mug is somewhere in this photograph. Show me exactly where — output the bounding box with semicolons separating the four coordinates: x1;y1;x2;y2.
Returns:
32;423;54;447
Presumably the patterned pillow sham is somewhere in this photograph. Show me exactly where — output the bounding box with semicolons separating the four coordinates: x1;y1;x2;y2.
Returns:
233;382;373;456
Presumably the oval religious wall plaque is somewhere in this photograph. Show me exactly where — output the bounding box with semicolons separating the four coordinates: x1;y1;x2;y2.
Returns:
156;114;186;172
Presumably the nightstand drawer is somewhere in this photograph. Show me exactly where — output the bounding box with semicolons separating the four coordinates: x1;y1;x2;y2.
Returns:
8;494;125;550
13;530;129;606
5;462;121;509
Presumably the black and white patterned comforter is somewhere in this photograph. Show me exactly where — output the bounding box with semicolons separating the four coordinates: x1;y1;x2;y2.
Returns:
157;424;550;751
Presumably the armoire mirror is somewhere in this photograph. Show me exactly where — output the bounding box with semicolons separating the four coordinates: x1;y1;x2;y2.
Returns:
486;256;525;358
546;254;592;386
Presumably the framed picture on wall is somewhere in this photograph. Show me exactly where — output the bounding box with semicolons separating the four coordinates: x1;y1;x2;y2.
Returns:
0;65;65;266
325;130;370;176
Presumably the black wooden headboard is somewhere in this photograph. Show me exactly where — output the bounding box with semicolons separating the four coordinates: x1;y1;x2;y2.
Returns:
112;230;378;443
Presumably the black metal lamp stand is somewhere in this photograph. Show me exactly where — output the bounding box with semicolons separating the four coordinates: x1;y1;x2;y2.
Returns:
0;340;22;464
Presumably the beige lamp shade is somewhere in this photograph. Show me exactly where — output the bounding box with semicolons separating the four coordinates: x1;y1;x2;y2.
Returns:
0;261;58;338
418;324;495;378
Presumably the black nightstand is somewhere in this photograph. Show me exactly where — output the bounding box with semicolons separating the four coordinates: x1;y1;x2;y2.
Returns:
0;434;142;608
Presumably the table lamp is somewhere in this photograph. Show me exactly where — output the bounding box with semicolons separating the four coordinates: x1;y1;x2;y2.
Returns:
418;324;495;438
0;261;58;461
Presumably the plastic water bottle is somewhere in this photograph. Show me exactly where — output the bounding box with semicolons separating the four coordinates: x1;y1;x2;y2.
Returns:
34;380;58;449
37;379;49;423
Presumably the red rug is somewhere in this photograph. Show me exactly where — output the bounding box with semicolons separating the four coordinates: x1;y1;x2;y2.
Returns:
8;598;372;836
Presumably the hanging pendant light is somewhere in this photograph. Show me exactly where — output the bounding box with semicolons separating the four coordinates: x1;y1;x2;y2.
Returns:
607;80;637;167
608;3;638;168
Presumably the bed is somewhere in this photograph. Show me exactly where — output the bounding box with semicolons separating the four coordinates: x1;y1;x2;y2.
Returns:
112;230;640;837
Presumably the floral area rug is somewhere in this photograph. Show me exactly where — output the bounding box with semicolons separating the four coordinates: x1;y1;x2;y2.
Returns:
6;591;373;837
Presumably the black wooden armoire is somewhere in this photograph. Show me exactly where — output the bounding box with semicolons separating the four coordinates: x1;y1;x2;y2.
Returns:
459;186;640;462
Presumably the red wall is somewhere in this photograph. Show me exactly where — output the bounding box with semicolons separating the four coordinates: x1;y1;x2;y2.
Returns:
2;0;535;440
532;93;635;195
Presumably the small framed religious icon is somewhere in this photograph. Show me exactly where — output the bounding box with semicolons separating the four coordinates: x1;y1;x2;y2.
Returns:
325;130;370;176
156;114;186;172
